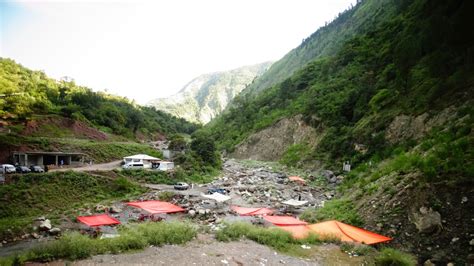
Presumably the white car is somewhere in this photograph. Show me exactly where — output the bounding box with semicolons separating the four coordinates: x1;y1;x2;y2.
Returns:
1;164;16;174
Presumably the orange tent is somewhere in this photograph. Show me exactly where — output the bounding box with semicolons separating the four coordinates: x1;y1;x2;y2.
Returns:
307;220;392;244
263;215;308;226
289;176;306;184
231;206;274;216
127;200;185;214
77;214;121;227
278;225;311;239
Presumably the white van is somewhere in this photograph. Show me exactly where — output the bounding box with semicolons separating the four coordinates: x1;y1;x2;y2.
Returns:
1;164;16;174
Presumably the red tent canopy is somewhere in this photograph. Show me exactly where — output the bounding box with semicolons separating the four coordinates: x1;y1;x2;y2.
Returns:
307;220;392;244
263;215;308;226
231;206;274;216
127;200;185;214
289;176;306;184
77;214;121;227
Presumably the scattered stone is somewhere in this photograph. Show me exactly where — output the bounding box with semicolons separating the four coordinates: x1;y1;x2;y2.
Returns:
35;216;46;221
109;206;122;214
221;259;229;264
451;237;459;243
446;263;454;266
470;239;474;246
95;204;107;212
300;245;311;249
205;209;211;215
461;196;468;204
39;219;52;231
411;206;442;234
49;228;61;235
188;210;196;217
198;209;206;215
423;259;435;266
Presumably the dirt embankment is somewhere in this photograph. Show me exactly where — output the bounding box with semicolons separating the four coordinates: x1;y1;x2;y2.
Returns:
231;115;322;161
22;117;108;140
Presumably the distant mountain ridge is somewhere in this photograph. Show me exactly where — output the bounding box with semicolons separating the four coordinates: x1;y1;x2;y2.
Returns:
148;62;272;124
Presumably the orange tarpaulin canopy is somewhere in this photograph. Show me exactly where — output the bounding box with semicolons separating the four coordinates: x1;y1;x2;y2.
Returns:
77;214;121;227
127;200;185;214
289;176;306;184
307;220;392;244
231;206;274;216
263;215;308;226
278;225;311;239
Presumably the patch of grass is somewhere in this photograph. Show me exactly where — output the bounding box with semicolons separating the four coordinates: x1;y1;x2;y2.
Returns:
216;222;322;256
280;143;312;166
340;242;376;256
300;199;363;226
2;222;196;264
373;248;417;266
157;191;175;201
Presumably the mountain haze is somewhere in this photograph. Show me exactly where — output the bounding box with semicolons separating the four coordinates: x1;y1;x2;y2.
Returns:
148;62;272;124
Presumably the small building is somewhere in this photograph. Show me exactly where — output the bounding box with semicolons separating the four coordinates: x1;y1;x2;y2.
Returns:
153;161;174;171
123;154;161;169
13;151;85;167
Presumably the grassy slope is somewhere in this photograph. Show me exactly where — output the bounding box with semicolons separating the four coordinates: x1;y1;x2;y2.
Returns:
0;171;145;240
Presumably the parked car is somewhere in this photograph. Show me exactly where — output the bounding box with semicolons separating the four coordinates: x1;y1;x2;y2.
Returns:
16;166;31;173
207;187;229;194
30;165;44;173
0;168;4;184
1;164;16;174
174;182;189;190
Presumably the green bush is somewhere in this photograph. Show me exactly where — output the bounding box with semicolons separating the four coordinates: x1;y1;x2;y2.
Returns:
300;199;362;226
5;222;197;264
374;248;417;266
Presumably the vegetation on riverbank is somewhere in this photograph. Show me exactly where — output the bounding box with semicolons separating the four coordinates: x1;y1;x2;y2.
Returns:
0;222;196;265
0;171;144;241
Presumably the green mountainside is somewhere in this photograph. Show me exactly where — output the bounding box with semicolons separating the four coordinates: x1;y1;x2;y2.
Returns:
148;62;272;124
0;58;199;163
0;58;199;139
204;0;474;262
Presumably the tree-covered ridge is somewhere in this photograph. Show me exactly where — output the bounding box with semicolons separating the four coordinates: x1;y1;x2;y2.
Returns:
149;62;272;124
205;0;474;173
0;58;199;138
241;0;398;96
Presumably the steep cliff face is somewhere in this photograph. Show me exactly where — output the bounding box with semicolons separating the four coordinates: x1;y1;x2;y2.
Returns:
149;62;272;124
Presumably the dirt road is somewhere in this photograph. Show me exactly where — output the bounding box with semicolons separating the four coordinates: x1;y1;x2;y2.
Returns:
74;236;363;266
50;160;122;172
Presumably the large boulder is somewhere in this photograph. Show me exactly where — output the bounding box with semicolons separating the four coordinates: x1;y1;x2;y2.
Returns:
411;206;442;234
39;219;52;231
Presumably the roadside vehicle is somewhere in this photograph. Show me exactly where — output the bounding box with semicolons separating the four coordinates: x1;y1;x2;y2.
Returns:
30;165;45;173
174;182;189;190
16;166;31;173
207;187;229;194
0;168;4;184
1;164;16;174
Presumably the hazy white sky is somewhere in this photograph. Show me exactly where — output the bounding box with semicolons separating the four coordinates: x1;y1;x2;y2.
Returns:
1;0;356;104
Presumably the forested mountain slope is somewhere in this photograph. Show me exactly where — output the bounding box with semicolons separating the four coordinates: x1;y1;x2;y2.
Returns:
204;0;474;263
0;58;199;138
149;62;272;124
